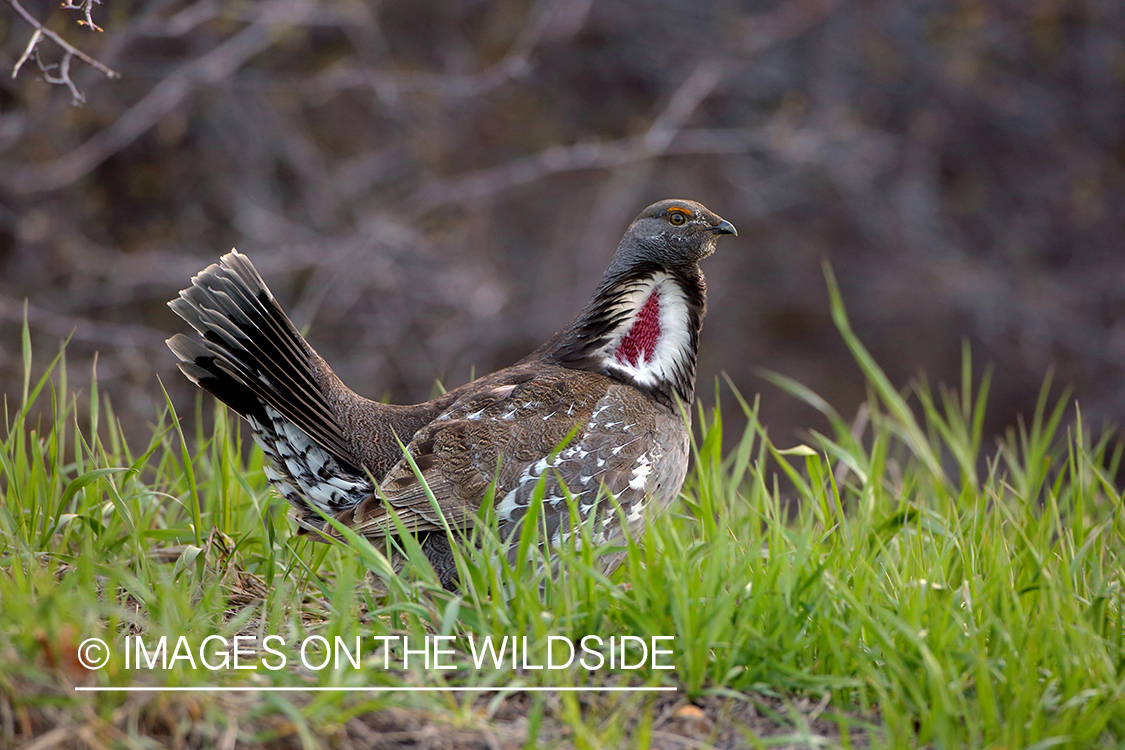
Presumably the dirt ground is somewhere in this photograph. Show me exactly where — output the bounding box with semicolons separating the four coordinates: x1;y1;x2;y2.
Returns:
3;681;875;749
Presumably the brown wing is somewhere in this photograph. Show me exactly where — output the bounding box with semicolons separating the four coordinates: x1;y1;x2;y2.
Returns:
490;383;690;545
328;364;613;541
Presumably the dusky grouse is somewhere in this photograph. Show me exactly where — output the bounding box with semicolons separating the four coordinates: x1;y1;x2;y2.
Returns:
167;199;736;588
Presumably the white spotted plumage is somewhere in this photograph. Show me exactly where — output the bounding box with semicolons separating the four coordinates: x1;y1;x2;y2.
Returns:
167;200;734;591
248;406;372;514
492;391;672;549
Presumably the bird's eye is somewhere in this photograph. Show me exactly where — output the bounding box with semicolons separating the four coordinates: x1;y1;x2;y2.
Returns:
668;210;688;225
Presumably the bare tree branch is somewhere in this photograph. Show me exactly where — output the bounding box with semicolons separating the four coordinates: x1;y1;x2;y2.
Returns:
44;48;86;104
300;0;591;101
2;0;1121;445
5;0;120;105
60;0;104;32
0;293;168;351
575;59;729;282
643;59;726;153
11;27;41;77
736;0;845;55
2;0;316;193
410;0;843;214
412;128;770;210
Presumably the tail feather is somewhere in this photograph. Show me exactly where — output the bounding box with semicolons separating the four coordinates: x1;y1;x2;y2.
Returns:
167;250;361;476
166;333;268;421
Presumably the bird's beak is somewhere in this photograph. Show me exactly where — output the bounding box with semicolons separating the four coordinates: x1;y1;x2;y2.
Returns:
709;219;737;237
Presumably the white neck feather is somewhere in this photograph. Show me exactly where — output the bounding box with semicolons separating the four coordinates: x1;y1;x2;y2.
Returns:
598;273;694;393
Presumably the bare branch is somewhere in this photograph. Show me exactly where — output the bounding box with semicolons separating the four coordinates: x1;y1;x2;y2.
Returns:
11;27;41;77
60;0;104;32
575;59;730;272
413;128;770;210
736;0;845;55
5;0;120;78
2;0;316;193
643;59;727;153
42;49;85;105
409;0;842;213
299;0;591;101
0;293;168;351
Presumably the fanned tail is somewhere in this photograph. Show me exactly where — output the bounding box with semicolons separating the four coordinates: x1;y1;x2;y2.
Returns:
167;250;372;515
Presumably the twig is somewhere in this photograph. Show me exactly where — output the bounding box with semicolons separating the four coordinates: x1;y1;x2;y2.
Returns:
42;49;85;105
11;27;41;77
5;0;120;78
300;0;590;101
643;59;727;154
0;293;169;351
412;128;770;210
61;0;103;32
5;0;120;106
576;59;728;274
411;0;845;214
3;0;315;193
737;0;845;55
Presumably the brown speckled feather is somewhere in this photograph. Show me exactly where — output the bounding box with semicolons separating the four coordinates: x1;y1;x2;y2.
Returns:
167;199;736;589
331;364;612;539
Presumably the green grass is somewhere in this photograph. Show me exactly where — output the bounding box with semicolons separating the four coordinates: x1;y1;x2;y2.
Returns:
2;279;1124;748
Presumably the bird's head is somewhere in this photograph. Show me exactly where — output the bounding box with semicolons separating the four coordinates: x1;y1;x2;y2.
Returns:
549;199;737;408
610;199;737;272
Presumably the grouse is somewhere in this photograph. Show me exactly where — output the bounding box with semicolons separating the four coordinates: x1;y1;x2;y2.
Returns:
167;199;736;589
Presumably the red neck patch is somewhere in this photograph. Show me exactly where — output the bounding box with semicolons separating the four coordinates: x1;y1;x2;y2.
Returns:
615;290;662;367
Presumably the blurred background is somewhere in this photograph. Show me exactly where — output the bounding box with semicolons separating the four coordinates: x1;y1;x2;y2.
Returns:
1;0;1123;448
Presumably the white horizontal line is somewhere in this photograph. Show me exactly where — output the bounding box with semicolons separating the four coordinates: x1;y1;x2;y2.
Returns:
75;686;676;693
